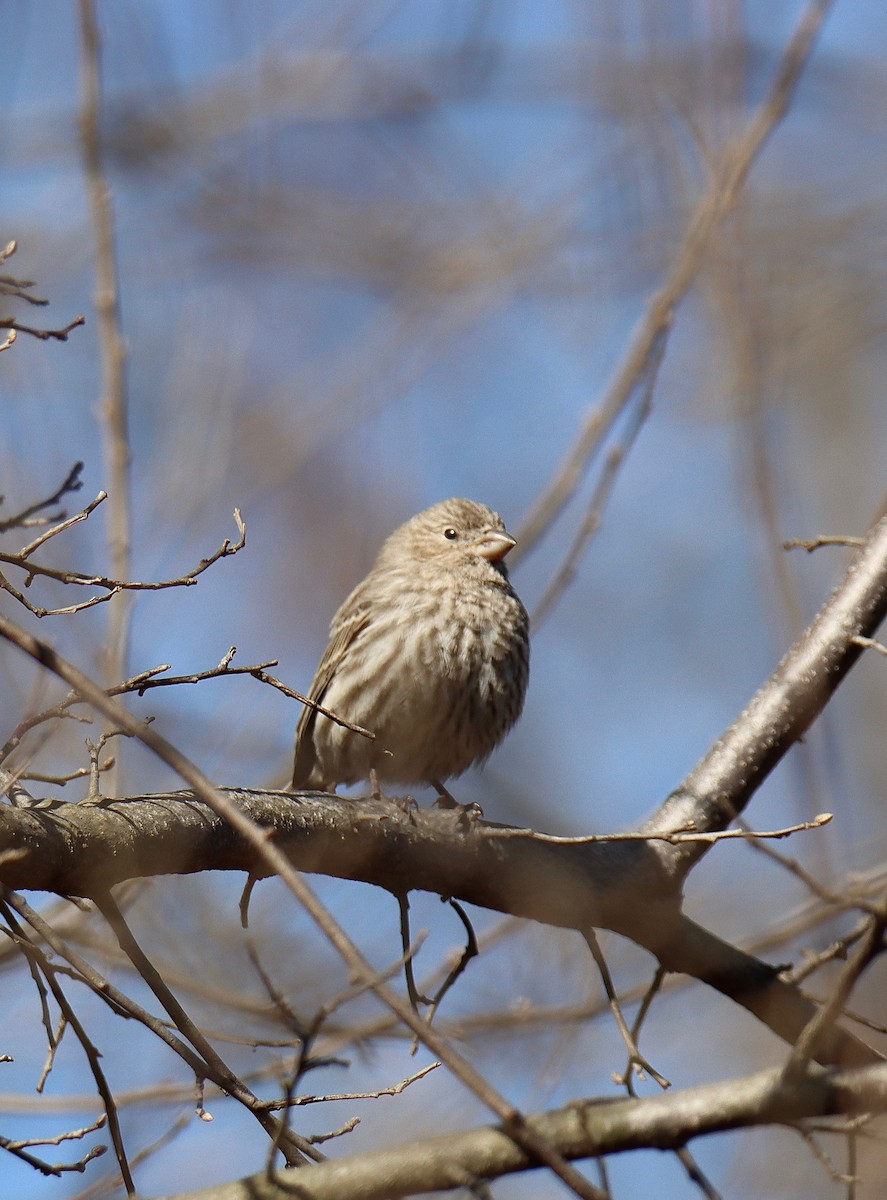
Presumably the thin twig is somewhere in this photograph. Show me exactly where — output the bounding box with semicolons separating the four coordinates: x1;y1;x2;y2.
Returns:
531;323;669;627
481;815;832;846
852;635;887;657
0;901;130;1191
0;1130;104;1178
421;898;479;1030
585;930;670;1094
783;891;887;1078
0;314;84;342
737;816;850;908
0;508;246;618
0;462;85;534
2;888;318;1167
251;668;376;740
793;1124;857;1187
68;1111;190;1200
93;891;324;1167
782;921;870;988
17;492;108;557
675;1144;723;1200
288;1063;440;1107
784;536;864;552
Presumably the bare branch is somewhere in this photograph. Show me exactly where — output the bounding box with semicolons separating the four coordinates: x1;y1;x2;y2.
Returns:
644;512;887;875
1;888;321;1169
0;314;85;342
247;667;375;739
0;507;246;617
0;1130;105;1178
0;900;130;1189
784;891;887;1077
484;815;833;846
0;790;878;1073
0;462;85;534
166;1060;887;1200
852;634;887;658
288;1064;440;1108
585;929;670;1094
17;491;108;557
784;536;865;552
0;241;48;304
93;891;323;1168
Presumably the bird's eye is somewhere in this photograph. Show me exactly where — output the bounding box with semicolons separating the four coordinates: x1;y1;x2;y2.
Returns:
443;527;458;540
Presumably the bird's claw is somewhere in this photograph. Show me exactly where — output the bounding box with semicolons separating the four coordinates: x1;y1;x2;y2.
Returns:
396;793;419;821
434;796;484;831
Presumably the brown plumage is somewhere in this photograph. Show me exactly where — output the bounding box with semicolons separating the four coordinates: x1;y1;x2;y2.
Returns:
292;498;529;793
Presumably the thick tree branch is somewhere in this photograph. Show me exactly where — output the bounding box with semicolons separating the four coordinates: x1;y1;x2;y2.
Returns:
644;511;887;874
170;1060;887;1200
0;792;878;1069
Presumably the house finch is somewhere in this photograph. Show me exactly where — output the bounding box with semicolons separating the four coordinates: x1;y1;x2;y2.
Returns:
292;497;529;796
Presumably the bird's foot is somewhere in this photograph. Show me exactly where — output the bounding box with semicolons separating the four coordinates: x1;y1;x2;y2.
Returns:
431;780;458;808
395;794;419;822
432;780;483;825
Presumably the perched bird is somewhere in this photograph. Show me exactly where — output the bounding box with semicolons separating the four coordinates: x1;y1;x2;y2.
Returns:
292;497;529;797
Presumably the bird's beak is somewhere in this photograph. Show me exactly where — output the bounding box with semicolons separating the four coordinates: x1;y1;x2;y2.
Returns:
476;528;516;563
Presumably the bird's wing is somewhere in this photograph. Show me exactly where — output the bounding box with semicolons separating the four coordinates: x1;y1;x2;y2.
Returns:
292;580;374;785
